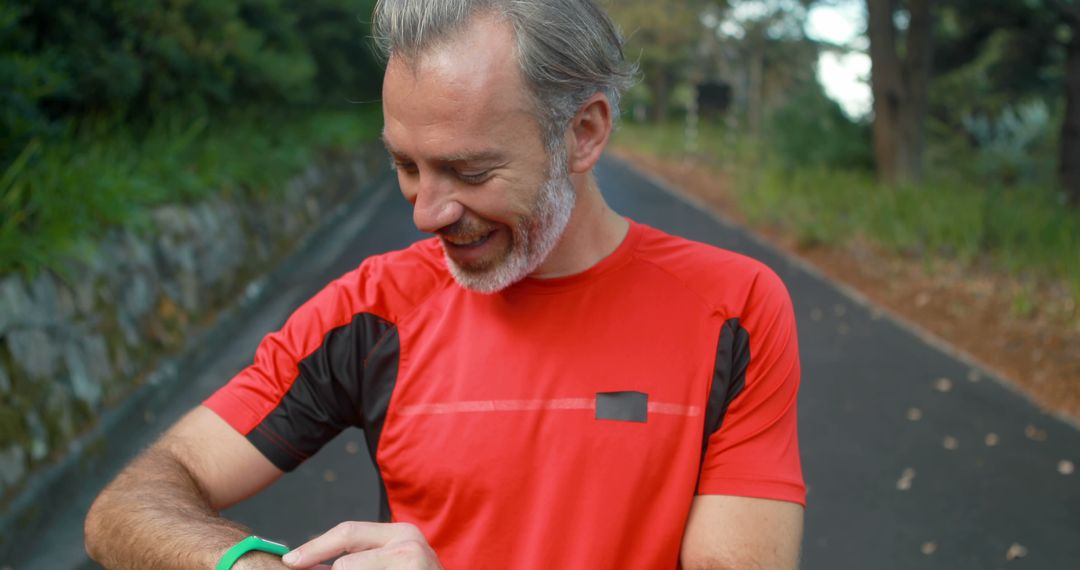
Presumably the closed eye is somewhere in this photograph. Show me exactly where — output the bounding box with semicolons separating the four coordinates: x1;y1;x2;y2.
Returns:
392;160;418;175
457;170;491;185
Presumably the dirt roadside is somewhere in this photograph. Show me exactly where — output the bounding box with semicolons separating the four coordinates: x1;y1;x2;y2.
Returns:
611;148;1080;424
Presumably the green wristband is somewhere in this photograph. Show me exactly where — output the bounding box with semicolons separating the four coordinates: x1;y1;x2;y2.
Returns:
216;536;290;570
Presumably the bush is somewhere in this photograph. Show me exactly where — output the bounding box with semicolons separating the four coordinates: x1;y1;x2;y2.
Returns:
0;0;381;168
764;84;874;172
733;153;1080;302
0;106;383;275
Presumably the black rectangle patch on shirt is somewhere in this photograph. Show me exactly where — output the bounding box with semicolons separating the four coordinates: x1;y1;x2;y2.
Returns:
595;391;648;423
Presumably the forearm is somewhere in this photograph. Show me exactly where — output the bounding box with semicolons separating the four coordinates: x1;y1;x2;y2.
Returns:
84;445;287;569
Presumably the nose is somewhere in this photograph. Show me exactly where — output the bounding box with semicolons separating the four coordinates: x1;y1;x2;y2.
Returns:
403;170;465;234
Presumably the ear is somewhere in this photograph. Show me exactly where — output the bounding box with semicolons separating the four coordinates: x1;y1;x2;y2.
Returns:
567;93;613;174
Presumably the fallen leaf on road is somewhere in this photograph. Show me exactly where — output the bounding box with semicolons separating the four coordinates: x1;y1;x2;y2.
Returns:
1005;543;1028;560
345;441;360;455
935;378;953;393
985;433;1000;447
907;408;923;421
967;369;982;382
1024;425;1048;442
943;436;959;450
897;468;916;491
1059;460;1075;475
921;542;937;555
323;469;337;483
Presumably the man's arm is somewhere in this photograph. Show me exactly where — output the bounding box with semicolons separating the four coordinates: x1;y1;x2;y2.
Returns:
680;495;804;570
84;405;287;569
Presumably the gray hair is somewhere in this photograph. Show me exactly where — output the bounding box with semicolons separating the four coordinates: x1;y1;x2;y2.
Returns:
373;0;638;156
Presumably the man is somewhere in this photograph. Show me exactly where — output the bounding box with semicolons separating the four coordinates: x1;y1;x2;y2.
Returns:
84;1;805;568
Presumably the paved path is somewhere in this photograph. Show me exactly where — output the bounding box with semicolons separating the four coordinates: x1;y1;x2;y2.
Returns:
11;155;1079;569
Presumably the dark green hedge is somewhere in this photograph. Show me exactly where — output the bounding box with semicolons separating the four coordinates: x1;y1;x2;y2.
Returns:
0;0;381;167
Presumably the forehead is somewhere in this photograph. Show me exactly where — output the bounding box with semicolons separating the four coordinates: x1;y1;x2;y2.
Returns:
381;14;542;157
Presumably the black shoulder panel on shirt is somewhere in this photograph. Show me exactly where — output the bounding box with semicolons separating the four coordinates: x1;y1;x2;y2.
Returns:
701;318;751;463
361;325;401;522
247;312;399;476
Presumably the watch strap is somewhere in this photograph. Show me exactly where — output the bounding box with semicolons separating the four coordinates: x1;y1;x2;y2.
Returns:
216;535;290;570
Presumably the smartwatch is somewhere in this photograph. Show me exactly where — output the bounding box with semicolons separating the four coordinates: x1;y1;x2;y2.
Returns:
216;536;291;570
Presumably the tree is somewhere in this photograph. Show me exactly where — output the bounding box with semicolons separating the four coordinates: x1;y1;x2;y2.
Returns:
1052;1;1080;204
931;0;1078;203
707;0;816;135
609;0;714;122
866;0;934;184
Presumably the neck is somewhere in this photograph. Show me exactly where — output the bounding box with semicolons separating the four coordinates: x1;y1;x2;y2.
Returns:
530;172;629;279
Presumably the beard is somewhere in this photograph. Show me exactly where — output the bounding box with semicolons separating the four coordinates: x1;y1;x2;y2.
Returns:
443;152;576;294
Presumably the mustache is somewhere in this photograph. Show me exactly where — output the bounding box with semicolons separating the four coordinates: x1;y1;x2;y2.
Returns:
438;217;497;238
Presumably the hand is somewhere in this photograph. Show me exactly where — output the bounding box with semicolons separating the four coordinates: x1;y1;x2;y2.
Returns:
281;522;444;569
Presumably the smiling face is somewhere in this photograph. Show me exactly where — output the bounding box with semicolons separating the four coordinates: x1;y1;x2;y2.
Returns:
381;14;575;293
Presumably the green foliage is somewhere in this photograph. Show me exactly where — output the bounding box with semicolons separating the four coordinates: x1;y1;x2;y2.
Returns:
0;0;385;275
0;0;380;168
0;3;69;165
613;121;1080;306
0;106;383;276
928;0;1071;192
764;84;874;171
617;116;732;158
294;0;385;101
608;0;710;120
734;148;1080;303
933;0;1066;121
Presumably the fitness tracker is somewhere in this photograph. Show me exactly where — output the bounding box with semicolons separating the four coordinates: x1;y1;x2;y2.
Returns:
216;536;291;569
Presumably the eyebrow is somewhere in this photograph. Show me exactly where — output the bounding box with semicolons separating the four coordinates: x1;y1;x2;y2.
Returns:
381;132;507;165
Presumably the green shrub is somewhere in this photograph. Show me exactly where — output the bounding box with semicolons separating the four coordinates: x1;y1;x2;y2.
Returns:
0;106;383;276
764;85;874;172
0;0;380;168
734;150;1080;302
614;120;1080;308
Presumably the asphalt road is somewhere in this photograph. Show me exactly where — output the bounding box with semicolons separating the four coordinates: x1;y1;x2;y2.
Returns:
11;154;1080;569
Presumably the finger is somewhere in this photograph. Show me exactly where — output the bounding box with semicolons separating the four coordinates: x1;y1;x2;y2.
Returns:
326;549;383;570
282;522;424;568
331;540;437;570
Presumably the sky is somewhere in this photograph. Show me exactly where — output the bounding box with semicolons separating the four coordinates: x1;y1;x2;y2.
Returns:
804;0;873;119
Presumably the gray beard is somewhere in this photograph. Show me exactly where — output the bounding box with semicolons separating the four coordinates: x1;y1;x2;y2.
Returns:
444;159;576;294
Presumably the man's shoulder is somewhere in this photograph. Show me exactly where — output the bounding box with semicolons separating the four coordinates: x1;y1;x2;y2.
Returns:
631;222;789;314
321;237;451;323
361;237;447;281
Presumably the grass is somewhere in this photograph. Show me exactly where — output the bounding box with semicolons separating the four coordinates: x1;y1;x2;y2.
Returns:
612;121;1080;307
0;104;384;276
613;119;733;160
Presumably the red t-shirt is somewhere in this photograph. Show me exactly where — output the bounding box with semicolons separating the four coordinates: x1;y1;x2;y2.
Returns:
206;219;804;568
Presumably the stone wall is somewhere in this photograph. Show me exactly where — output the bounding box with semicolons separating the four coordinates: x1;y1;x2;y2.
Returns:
0;148;384;502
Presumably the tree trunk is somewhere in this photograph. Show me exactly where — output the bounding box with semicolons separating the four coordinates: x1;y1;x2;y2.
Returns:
1061;24;1080;206
866;0;934;185
902;0;934;182
650;67;671;123
867;0;904;183
747;36;765;136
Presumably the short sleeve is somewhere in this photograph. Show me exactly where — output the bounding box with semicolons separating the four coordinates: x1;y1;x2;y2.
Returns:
203;262;396;471
697;267;805;506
